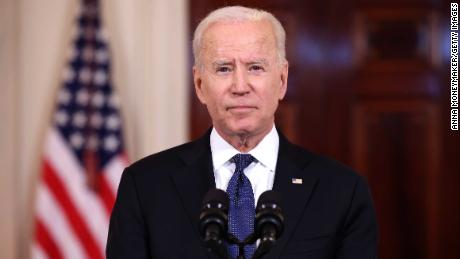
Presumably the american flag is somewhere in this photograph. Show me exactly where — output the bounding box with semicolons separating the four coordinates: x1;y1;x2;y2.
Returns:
32;0;128;258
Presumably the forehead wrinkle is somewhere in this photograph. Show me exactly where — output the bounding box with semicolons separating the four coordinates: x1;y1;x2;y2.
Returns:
212;60;234;68
207;42;275;64
246;58;269;66
211;58;269;67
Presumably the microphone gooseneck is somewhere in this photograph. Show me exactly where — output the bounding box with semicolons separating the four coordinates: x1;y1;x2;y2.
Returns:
253;191;284;259
199;189;230;259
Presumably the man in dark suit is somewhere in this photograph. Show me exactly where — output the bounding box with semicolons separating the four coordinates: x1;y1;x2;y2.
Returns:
106;6;378;259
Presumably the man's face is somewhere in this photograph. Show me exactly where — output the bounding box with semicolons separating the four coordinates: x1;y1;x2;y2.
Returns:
194;20;288;138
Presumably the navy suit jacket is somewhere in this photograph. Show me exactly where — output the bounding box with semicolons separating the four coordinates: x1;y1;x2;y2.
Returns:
106;130;378;258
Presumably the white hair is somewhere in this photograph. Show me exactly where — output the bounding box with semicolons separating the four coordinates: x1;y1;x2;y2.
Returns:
192;6;287;66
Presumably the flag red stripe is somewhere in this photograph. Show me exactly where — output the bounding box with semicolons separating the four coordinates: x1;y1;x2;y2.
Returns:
43;160;104;259
120;152;129;164
36;219;64;259
98;173;116;216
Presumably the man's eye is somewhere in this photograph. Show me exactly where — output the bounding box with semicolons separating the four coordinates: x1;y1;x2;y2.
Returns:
249;65;264;72
216;66;232;73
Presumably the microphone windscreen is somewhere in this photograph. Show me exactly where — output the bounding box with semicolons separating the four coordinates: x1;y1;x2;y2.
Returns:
202;188;229;211
256;190;281;209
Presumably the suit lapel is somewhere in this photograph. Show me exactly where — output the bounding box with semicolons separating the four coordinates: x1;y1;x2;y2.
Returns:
265;133;319;258
169;130;216;256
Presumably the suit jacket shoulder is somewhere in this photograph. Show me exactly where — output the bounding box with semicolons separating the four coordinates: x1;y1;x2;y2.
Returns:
267;134;378;258
107;132;216;259
127;134;208;175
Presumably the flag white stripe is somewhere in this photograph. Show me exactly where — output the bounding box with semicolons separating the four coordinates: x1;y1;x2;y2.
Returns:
35;183;86;259
44;128;109;253
31;242;48;259
103;155;126;193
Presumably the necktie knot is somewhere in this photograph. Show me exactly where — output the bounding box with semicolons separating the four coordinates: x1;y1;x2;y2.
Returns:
231;154;255;173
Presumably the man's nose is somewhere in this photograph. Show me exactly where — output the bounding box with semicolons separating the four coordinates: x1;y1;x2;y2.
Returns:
231;66;250;95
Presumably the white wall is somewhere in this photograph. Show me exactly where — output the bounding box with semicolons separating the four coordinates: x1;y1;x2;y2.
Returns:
0;0;189;258
0;0;19;258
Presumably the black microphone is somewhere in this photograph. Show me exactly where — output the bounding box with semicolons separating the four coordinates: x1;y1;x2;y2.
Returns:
253;191;284;259
199;189;230;259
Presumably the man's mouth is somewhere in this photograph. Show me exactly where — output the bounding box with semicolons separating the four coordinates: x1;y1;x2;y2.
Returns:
227;106;256;112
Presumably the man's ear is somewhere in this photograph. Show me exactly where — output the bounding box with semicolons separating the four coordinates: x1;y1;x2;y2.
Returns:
193;66;207;105
278;61;288;100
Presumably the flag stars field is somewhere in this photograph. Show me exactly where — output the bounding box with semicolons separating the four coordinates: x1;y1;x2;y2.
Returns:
76;89;90;106
55;110;69;126
70;132;84;149
103;135;119;152
108;95;119;108
87;135;99;150
63;67;76;83
93;69;107;86
58;89;71;104
105;115;120;130
91;91;105;108
79;67;92;84
95;49;108;63
72;112;87;128
90;112;103;128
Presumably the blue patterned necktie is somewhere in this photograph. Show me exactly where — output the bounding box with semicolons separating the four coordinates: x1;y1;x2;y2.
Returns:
226;154;256;259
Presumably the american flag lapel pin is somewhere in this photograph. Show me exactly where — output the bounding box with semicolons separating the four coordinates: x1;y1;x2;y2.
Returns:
292;178;303;184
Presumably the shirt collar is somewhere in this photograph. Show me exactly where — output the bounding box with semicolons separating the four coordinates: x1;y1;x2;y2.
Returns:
210;125;279;172
248;126;279;171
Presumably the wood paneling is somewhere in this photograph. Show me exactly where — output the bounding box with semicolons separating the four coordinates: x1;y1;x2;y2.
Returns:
352;100;441;258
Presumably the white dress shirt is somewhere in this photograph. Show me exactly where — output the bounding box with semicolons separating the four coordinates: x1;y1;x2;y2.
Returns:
210;125;279;204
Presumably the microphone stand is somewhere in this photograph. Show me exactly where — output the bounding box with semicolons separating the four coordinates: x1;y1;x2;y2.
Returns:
226;233;259;259
212;231;274;259
252;225;278;259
